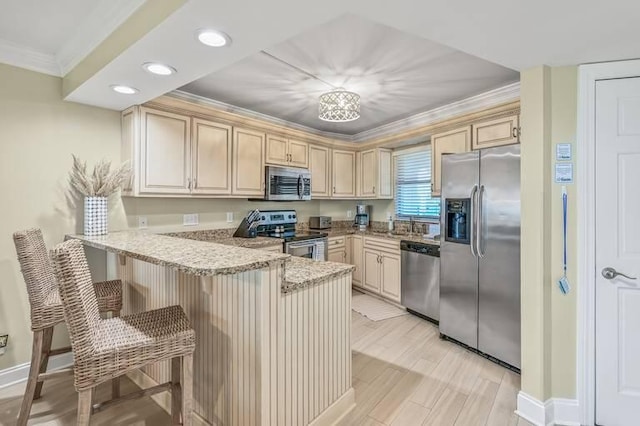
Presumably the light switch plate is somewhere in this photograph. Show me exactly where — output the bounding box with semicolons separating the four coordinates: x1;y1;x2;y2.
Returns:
226;212;233;223
138;216;148;229
347;210;353;219
183;214;199;226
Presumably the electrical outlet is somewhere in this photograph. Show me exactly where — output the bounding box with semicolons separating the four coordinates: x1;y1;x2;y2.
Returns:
138;216;148;229
347;210;353;219
0;334;8;356
183;214;199;226
226;212;233;223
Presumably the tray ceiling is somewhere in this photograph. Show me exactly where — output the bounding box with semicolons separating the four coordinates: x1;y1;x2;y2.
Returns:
180;15;519;135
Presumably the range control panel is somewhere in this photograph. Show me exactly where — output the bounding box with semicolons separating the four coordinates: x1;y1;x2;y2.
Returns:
258;210;297;225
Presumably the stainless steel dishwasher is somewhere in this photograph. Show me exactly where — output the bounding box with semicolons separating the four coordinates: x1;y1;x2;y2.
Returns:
401;241;440;323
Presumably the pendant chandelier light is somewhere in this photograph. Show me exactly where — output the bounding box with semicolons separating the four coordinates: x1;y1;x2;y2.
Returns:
261;51;361;123
318;89;360;122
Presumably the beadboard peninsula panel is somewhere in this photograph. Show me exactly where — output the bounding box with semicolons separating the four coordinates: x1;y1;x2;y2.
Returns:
116;257;352;425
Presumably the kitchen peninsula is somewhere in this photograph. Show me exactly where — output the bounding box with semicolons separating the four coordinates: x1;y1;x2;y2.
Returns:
70;231;355;426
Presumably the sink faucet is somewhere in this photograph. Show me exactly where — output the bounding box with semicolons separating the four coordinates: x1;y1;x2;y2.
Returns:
409;216;415;236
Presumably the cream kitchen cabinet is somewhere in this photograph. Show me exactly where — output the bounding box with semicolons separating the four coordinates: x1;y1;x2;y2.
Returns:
332;150;356;198
139;107;192;195
431;125;472;197
472;114;520;150
122;107;235;196
191;118;233;195
232;127;265;196
349;235;363;287
265;134;308;168
309;145;331;198
362;236;401;302
328;236;348;263
359;148;393;199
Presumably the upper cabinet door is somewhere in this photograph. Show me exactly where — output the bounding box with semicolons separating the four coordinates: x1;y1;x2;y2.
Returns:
232;127;265;196
288;139;309;168
265;134;289;166
431;126;472;197
332;150;356;198
472;114;520;150
309;145;331;198
377;149;393;199
360;149;377;198
140;108;191;194
192;118;232;195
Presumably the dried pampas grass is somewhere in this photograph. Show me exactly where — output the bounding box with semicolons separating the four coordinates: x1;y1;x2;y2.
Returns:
69;155;130;197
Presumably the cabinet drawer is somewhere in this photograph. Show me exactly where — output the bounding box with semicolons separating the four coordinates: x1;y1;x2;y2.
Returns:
363;236;400;252
328;236;346;249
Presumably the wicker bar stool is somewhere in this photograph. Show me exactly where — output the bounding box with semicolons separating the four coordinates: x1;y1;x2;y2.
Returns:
13;228;123;426
50;239;195;426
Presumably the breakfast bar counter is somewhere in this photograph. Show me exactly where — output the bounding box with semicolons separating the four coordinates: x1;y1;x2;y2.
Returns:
70;231;355;426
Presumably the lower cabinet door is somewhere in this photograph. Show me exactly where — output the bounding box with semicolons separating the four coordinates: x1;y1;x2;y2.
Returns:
351;236;363;286
381;252;401;302
328;248;345;263
363;249;381;293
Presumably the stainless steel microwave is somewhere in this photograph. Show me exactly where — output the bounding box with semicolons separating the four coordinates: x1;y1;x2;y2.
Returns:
265;166;311;201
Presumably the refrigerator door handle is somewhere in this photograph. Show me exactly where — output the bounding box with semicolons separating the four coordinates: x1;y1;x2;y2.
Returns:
470;185;479;257
477;185;486;258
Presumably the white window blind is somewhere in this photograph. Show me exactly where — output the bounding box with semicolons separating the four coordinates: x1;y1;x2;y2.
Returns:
394;147;441;218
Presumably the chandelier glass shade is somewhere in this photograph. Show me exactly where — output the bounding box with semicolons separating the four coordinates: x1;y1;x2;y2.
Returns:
318;89;361;122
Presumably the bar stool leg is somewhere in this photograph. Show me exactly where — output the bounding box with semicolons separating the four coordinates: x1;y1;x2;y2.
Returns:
111;310;121;399
182;354;193;426
76;388;93;426
17;330;44;426
34;326;54;399
171;357;181;425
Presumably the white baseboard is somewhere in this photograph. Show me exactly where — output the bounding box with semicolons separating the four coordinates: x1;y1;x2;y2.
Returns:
0;353;74;390
516;391;581;426
546;398;581;426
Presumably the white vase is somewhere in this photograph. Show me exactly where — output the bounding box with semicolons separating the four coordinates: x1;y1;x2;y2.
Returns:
84;196;108;236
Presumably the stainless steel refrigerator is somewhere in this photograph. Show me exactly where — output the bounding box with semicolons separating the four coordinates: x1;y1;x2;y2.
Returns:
439;144;521;369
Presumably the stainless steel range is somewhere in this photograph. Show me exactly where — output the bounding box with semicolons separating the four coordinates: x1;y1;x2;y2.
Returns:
256;210;328;261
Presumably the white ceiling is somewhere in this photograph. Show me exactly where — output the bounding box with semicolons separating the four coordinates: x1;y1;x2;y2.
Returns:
0;0;144;75
180;15;519;134
1;0;640;130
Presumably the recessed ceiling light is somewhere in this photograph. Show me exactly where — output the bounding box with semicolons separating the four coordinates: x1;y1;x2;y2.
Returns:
142;62;176;76
110;85;138;95
196;29;231;47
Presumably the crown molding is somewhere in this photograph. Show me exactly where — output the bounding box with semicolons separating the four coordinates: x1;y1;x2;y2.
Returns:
172;81;520;143
56;0;146;76
169;90;351;141
0;39;61;76
352;82;520;142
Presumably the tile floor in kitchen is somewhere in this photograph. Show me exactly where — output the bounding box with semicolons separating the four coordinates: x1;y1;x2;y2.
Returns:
0;311;532;426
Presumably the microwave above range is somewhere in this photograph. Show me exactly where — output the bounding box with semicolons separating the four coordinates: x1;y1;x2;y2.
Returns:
264;166;311;201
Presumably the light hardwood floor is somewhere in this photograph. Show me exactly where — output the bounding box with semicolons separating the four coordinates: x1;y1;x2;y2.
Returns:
339;310;532;426
0;311;532;426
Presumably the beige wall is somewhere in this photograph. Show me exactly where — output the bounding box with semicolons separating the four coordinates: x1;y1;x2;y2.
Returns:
520;65;578;401
0;64;126;370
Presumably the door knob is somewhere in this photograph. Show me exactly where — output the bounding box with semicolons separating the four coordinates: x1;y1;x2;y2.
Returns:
602;267;637;280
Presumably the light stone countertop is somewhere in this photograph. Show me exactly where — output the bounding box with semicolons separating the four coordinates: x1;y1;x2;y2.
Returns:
68;231;289;276
69;231;355;291
324;228;441;245
282;256;355;293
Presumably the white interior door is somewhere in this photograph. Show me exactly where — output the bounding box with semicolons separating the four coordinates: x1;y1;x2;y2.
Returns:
595;77;640;426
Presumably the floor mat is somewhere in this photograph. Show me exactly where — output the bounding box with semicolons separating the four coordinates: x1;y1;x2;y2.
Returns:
351;292;408;321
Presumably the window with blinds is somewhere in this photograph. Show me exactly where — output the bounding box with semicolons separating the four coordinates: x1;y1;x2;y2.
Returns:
394;147;441;218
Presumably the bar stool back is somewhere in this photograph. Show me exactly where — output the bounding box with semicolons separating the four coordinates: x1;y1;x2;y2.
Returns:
50;239;195;425
13;229;122;426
